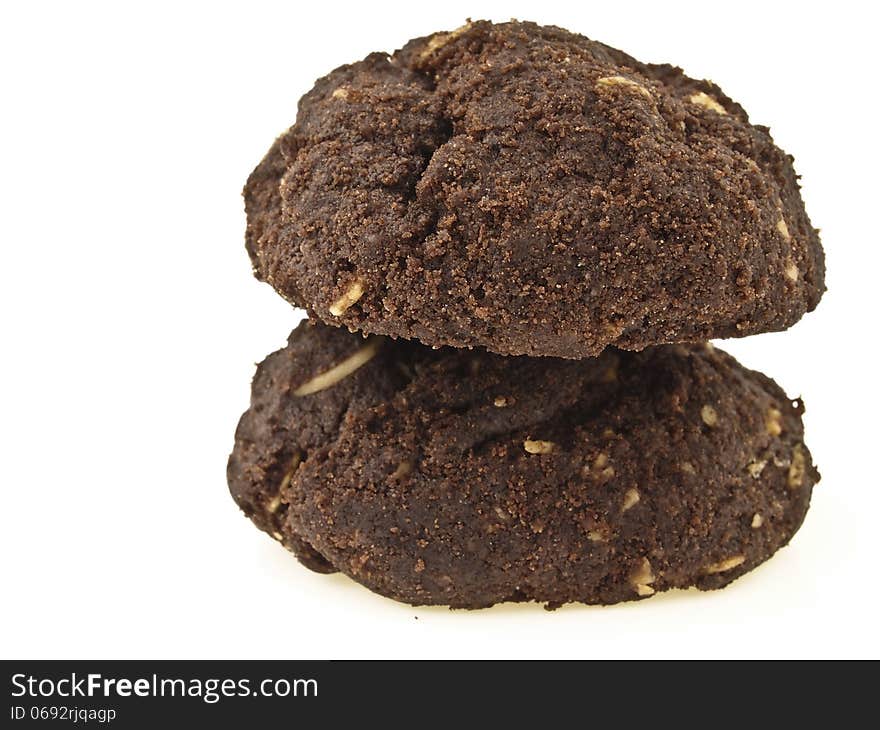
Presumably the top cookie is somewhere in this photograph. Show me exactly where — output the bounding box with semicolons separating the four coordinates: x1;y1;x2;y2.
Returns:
245;20;825;358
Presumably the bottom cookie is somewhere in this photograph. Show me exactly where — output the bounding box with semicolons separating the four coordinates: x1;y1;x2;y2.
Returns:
228;322;818;609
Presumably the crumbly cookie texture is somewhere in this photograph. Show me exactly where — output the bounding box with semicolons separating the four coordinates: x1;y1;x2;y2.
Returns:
227;322;819;609
244;20;825;359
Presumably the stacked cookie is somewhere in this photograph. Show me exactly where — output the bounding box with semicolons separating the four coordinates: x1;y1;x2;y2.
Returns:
228;21;824;608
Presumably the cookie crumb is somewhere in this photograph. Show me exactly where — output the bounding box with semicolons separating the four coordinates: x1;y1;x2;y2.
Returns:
493;396;509;407
328;279;365;317
751;513;764;529
705;555;745;574
689;91;727;114
621;488;640;512
293;338;381;396
524;439;555;454
596;75;652;99
701;405;718;427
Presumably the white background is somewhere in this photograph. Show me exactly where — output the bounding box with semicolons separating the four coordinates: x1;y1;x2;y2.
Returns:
2;1;876;659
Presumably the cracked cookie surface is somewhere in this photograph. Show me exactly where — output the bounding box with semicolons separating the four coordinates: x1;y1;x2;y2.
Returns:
227;321;818;608
245;20;825;359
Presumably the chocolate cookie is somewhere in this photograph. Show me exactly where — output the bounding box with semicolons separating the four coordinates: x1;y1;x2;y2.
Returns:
245;20;825;359
228;321;818;608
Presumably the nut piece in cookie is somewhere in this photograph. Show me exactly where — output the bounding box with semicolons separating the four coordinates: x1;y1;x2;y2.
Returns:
293;337;381;396
328;279;365;317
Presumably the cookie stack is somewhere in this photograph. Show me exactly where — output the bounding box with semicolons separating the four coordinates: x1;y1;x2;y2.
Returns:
228;21;825;608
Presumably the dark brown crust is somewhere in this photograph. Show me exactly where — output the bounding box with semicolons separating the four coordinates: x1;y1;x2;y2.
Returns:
228;321;818;609
244;20;825;359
